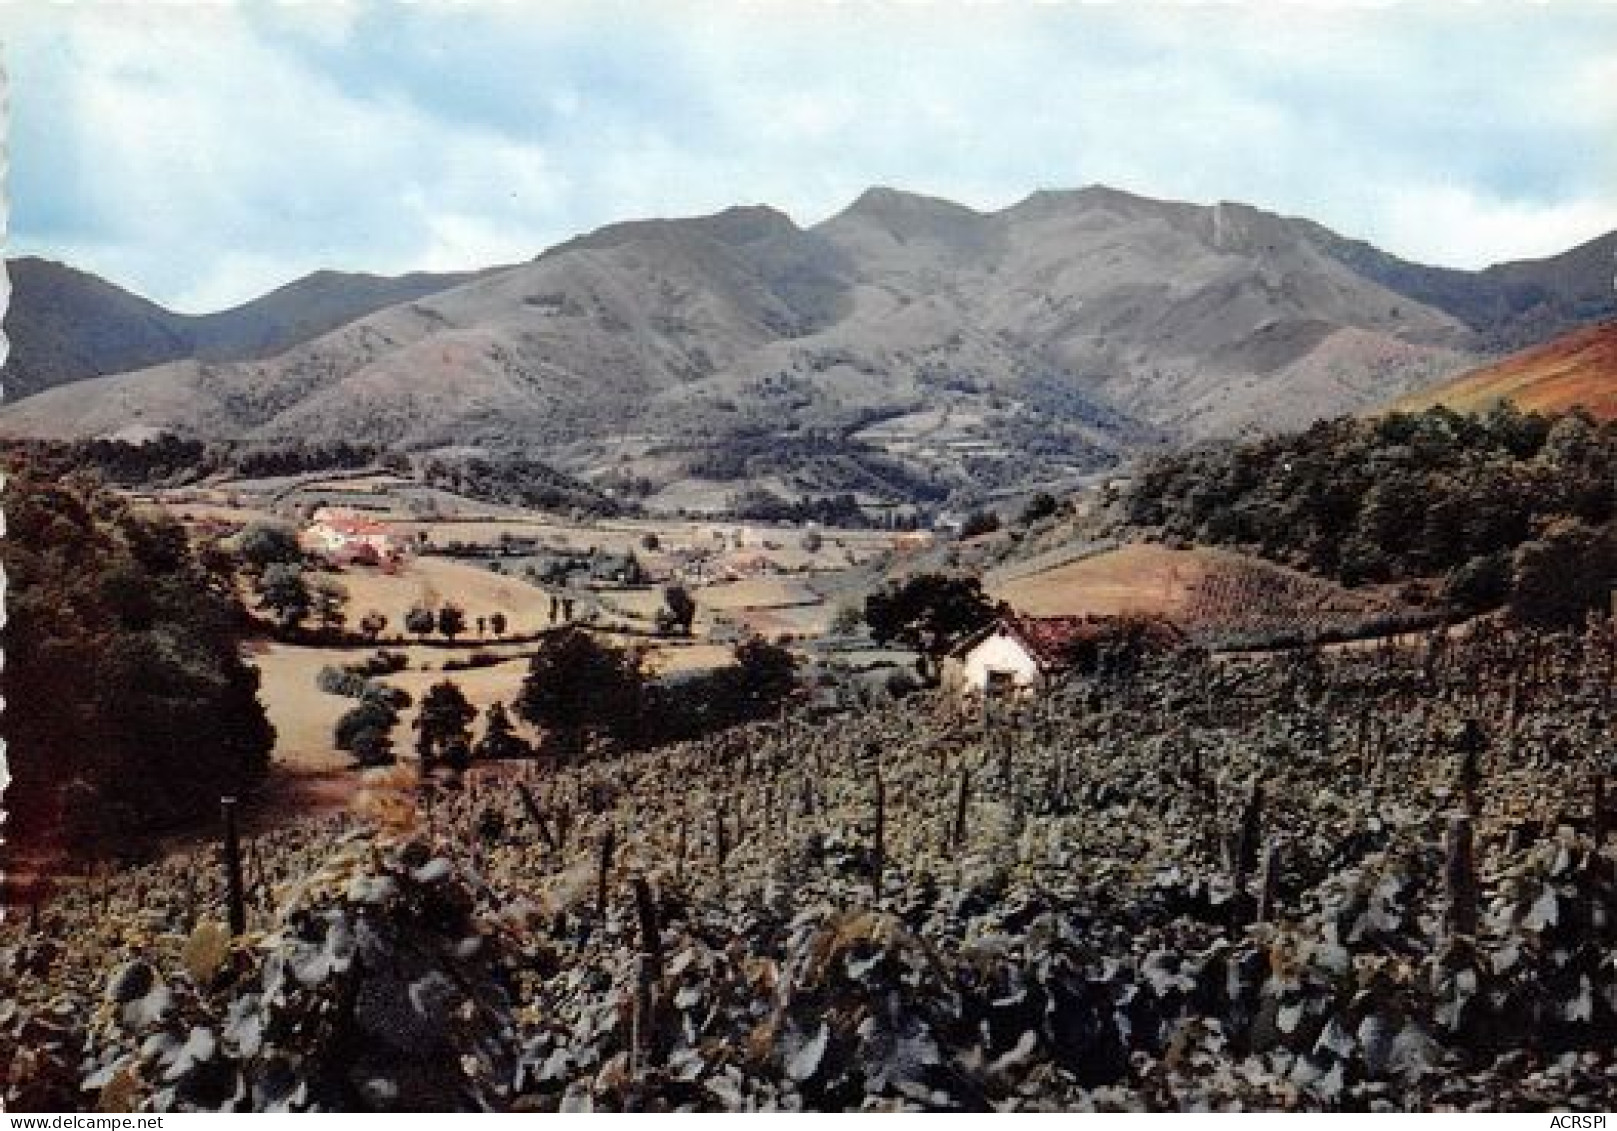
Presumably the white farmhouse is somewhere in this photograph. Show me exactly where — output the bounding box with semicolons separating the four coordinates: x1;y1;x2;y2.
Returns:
300;508;403;563
942;613;1185;699
943;615;1089;698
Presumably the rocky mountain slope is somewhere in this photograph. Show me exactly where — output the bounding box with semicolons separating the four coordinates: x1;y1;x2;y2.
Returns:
4;188;1610;500
1;257;485;402
1396;321;1617;420
1304;224;1617;352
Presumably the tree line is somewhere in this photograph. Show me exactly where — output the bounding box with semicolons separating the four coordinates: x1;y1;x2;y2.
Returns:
7;439;623;521
333;628;801;769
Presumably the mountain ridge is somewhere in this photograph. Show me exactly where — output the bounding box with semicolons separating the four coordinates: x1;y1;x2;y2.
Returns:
1;256;496;401
4;186;1612;505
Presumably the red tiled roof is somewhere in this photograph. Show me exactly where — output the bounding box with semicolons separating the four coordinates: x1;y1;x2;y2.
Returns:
1004;614;1110;667
956;613;1185;669
321;517;390;537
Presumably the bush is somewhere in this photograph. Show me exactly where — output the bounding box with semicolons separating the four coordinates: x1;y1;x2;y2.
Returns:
234;521;303;572
1509;519;1617;628
830;604;864;635
363;682;413;711
350;726;396;767
960;510;1002;539
442;651;504;672
335;699;398;751
885;670;920;699
315;664;369;698
1019;492;1061;525
1444;553;1511;614
346;650;409;678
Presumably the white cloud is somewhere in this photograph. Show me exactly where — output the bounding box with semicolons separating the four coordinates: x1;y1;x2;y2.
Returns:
6;1;1616;310
1381;187;1617;270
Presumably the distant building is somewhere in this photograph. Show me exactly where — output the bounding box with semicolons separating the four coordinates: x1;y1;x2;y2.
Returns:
719;551;777;579
301;508;404;562
892;531;936;555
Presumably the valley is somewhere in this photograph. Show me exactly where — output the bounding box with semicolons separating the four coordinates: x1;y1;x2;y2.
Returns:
10;0;1617;1112
4;191;1616;1116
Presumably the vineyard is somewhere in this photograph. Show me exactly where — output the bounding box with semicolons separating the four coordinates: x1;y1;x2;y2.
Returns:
1182;559;1417;648
993;542;1420;649
5;622;1617;1111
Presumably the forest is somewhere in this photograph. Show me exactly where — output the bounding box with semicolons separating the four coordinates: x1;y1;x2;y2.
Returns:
1128;405;1617;626
0;452;274;851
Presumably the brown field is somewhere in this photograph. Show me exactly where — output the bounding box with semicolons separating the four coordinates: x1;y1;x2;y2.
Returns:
249;643;539;771
322;556;556;636
991;542;1401;637
249;643;374;771
141;501;274;527
695;576;822;610
720;605;831;638
250;631;742;775
643;641;738;673
991;542;1210;618
1396;321;1617;419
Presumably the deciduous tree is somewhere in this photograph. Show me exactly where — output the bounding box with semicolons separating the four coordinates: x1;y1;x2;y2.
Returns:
405;604;436;640
864;572;995;655
259;563;312;630
414;680;476;769
438;603;468;642
517;628;647;758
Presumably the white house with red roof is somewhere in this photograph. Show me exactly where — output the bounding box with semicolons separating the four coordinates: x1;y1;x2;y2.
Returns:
942;614;1087;698
300;507;404;564
943;612;1183;698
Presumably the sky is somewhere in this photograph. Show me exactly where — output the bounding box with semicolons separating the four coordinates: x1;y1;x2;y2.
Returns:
5;0;1617;313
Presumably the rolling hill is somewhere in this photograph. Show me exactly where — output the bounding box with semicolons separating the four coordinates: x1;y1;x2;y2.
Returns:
4;187;1611;502
1;257;488;402
1395;321;1617;419
988;541;1408;645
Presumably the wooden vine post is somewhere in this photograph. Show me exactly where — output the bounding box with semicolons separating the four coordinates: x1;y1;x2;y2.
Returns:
952;766;971;851
715;803;730;890
596;827;617;920
872;771;886;902
1443;814;1479;940
1231;779;1264;926
221;796;247;937
632;876;664;1070
1255;839;1281;925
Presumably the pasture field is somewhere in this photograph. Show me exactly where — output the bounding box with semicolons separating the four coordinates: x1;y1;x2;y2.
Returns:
991;541;1409;642
989;541;1211;617
321;555;557;637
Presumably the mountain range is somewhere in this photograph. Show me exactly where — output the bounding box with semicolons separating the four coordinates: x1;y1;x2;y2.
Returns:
4;186;1612;504
1;257;489;402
